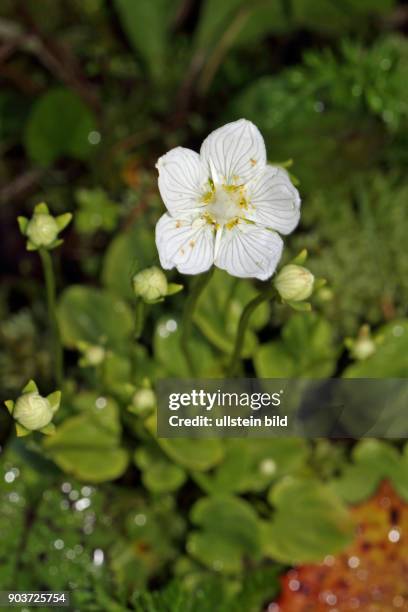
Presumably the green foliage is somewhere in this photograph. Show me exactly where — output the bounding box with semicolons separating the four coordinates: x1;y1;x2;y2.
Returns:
58;286;134;350
331;440;408;503
187;496;261;573
102;224;157;300
254;312;337;377
153;316;220;377
194;438;309;494
194;269;269;357
134;444;187;493
298;178;408;333
263;477;354;564
43;395;129;482
344;319;408;377
75;188;120;235
132;567;280;612
229;36;408;191
1;0;408;605
156;437;224;472
113;0;177;83
25;88;97;166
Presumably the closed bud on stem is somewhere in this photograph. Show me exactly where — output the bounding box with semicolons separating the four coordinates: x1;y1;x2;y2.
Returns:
18;202;72;251
132;389;156;411
26;214;59;247
347;325;376;361
274;264;314;301
14;392;53;430
5;380;61;437
133;266;168;303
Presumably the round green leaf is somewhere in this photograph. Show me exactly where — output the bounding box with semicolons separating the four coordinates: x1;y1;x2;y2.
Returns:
102;224;156;299
187;496;261;574
194;269;269;357
25;88;96;166
57;285;133;349
263;477;353;564
158;438;224;472
196;438;309;494
43;399;128;482
254;312;337;377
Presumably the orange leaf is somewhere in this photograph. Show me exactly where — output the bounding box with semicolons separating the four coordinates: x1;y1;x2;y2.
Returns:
274;481;408;611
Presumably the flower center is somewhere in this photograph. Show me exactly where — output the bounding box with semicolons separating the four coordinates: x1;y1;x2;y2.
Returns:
202;182;249;228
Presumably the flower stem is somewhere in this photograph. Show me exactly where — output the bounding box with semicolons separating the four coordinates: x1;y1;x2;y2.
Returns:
227;286;275;377
181;269;214;376
39;249;63;386
134;299;145;340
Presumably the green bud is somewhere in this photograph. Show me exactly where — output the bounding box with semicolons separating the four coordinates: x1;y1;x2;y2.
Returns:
132;388;156;411
26;214;59;247
13;392;54;430
85;345;105;366
348;325;376;361
133;266;168;303
18;203;72;251
274;264;314;302
5;380;61;436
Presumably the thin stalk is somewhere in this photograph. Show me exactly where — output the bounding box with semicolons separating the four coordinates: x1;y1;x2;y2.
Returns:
181;269;214;376
134;299;145;340
227;286;275;377
39;249;63;386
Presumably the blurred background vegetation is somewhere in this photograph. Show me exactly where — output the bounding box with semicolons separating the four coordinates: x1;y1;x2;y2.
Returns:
1;0;408;610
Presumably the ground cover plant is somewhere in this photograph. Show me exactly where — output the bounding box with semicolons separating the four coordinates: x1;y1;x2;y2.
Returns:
1;1;408;609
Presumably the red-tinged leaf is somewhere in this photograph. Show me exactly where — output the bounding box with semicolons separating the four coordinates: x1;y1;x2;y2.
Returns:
274;481;408;611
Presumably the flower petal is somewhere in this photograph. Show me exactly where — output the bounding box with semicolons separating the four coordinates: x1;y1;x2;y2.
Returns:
215;222;283;280
200;119;266;185
156;147;208;215
246;166;301;234
155;213;215;275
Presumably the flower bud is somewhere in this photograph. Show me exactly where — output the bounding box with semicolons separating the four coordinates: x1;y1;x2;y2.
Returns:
133;266;168;303
26;214;59;247
274;264;314;301
132;389;156;411
85;345;105;366
349;325;376;361
13;392;54;430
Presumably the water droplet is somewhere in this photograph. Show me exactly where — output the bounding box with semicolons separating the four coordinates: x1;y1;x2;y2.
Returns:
93;548;104;566
134;513;147;526
88;130;101;145
326;593;337;606
259;458;276;476
166;319;177;332
75;497;91;511
95;396;107;409
393;595;405;608
388;528;400;543
348;556;360;569
392;325;404;337
54;539;64;550
289;579;300;591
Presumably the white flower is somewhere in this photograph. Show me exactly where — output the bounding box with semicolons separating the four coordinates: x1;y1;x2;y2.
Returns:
155;119;301;280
